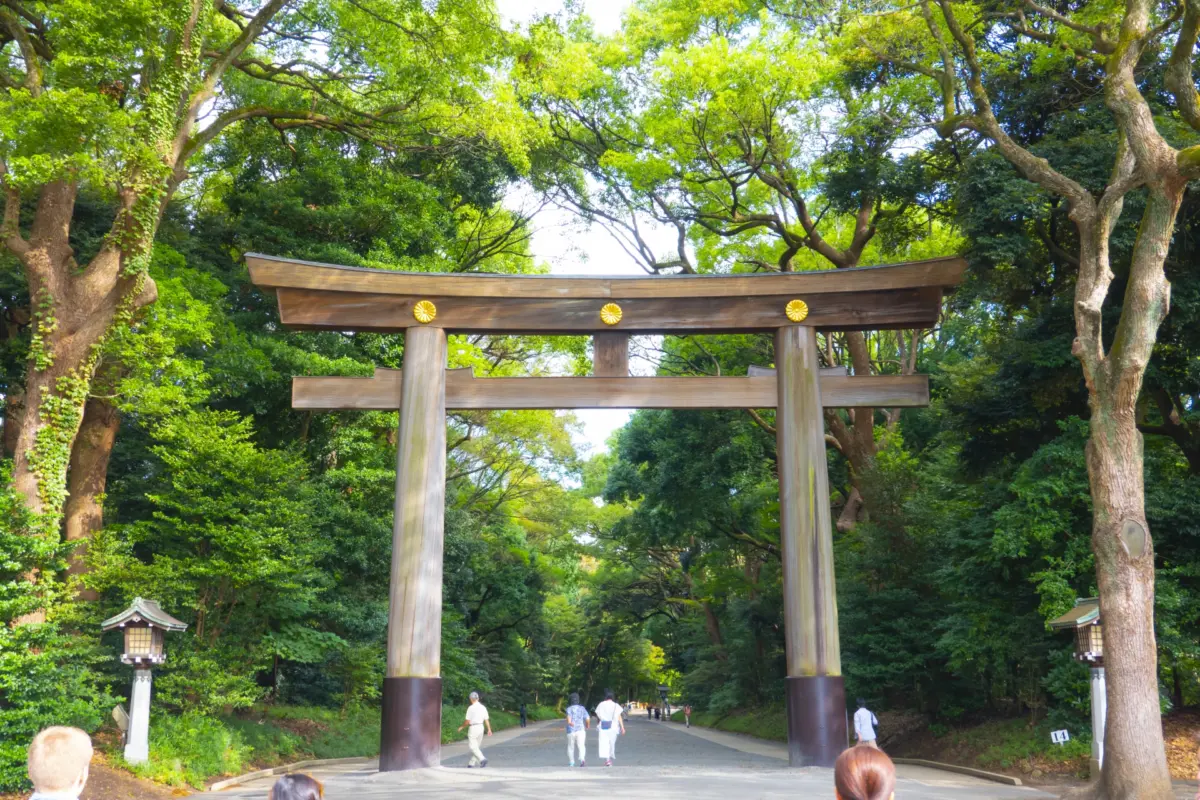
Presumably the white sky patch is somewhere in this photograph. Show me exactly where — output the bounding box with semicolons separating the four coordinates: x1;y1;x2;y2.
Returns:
497;0;628;34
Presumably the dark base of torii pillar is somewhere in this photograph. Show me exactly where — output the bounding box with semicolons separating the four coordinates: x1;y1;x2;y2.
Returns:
380;677;443;770
785;676;848;767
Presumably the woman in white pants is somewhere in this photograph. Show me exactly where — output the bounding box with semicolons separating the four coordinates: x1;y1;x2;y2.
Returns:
564;692;589;767
594;688;626;766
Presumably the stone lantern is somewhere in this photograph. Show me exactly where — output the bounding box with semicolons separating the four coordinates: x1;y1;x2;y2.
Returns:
101;598;187;764
1049;597;1104;776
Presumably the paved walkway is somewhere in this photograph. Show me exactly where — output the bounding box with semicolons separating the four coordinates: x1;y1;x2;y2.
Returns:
203;717;1061;799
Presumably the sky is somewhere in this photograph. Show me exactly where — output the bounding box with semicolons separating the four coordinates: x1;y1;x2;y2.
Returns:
496;0;654;456
497;0;628;35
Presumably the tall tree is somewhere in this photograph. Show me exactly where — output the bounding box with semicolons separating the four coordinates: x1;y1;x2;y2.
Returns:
520;1;955;529
0;0;527;564
847;0;1200;794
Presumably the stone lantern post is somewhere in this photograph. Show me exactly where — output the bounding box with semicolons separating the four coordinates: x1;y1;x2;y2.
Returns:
1049;598;1104;776
101;598;187;765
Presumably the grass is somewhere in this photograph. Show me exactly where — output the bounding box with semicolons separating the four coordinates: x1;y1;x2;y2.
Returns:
930;717;1091;774
668;707;788;742
115;703;560;789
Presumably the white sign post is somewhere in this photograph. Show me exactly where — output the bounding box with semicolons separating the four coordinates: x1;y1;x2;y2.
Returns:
1090;667;1106;773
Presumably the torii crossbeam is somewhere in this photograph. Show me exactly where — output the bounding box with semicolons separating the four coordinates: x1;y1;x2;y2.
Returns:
248;252;966;771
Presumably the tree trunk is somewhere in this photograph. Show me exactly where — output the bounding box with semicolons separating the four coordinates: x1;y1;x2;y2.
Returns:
1086;405;1172;799
702;601;727;661
63;397;120;601
836;486;864;533
7;188;153;624
3;389;23;459
1171;657;1184;711
826;330;882;531
12;291;117;520
9;237;151;530
1073;184;1181;800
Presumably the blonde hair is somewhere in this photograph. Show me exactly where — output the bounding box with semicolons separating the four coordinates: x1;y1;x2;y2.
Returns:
27;727;93;792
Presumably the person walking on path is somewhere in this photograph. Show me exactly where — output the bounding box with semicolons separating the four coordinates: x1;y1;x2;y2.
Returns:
565;692;590;767
852;699;880;749
683;704;692;728
595;688;626;767
519;702;527;728
457;691;493;767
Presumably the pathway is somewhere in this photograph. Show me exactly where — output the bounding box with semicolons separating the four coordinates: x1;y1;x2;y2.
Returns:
202;717;1061;799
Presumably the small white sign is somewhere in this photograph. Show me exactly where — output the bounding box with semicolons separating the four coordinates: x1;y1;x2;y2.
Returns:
111;704;129;731
1051;729;1070;744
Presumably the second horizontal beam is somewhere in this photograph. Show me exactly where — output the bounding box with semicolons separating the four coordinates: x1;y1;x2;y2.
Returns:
293;369;929;410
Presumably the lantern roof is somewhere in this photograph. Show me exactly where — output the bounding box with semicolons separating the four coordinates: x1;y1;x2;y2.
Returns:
1048;597;1100;630
101;597;188;632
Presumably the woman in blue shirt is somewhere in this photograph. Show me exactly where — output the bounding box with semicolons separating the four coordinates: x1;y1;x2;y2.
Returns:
564;692;590;767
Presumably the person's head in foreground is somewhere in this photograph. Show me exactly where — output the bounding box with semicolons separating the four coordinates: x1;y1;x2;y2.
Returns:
469;691;480;704
269;773;323;800
569;692;580;706
834;745;896;800
604;688;615;701
27;726;93;800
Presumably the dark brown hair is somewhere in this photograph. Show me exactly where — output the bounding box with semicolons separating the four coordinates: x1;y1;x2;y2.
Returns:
269;773;323;800
834;745;896;800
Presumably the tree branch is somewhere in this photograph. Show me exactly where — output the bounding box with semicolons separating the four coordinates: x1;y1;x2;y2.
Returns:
0;5;43;94
1166;0;1200;131
172;0;291;168
0;161;29;258
1021;0;1116;53
933;0;1096;215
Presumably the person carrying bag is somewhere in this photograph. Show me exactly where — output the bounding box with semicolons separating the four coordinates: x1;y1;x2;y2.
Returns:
594;688;626;767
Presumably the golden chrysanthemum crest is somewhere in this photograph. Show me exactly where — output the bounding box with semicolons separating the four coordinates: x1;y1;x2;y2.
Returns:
600;303;623;326
785;299;809;323
413;300;437;324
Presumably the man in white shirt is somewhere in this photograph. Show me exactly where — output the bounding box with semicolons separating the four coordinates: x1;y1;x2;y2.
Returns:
27;726;92;800
852;698;879;749
457;691;493;767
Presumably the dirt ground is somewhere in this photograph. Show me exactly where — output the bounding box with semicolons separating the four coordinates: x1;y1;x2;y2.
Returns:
0;761;187;800
884;708;1200;789
79;763;187;799
1165;709;1200;781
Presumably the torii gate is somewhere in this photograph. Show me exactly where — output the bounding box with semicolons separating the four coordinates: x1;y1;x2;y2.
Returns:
248;252;965;771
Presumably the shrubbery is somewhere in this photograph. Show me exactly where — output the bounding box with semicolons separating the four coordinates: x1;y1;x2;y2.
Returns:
0;465;113;792
128;712;254;788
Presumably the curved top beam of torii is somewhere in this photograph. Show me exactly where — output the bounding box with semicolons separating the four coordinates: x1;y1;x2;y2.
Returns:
247;253;966;335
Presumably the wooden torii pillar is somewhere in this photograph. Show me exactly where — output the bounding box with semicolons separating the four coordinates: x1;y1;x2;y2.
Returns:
248;253;965;770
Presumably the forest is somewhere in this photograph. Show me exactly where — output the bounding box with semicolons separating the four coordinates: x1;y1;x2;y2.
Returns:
1;0;1198;796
